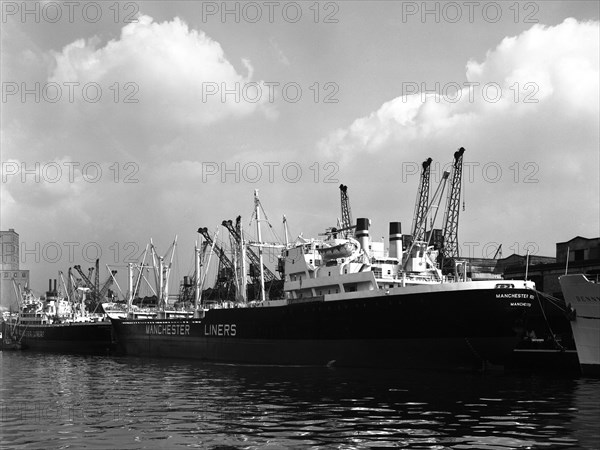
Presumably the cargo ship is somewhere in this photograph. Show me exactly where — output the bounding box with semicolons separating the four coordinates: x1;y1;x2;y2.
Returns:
560;274;600;375
1;280;114;354
109;186;571;369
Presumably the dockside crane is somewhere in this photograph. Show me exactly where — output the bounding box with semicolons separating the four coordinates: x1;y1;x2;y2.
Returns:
411;158;433;243
197;227;235;276
197;226;238;300
339;184;354;238
73;259;116;308
73;264;96;295
67;267;76;301
222;217;278;284
98;270;117;300
441;147;466;266
68;268;80;299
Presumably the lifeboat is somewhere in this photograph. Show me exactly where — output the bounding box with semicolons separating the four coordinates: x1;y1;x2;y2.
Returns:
317;239;359;260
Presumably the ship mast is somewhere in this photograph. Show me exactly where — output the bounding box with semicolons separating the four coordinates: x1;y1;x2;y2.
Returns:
150;236;177;316
165;236;177;306
134;245;150;298
254;190;266;302
239;217;248;303
127;262;134;317
158;256;164;312
194;243;201;317
283;215;290;247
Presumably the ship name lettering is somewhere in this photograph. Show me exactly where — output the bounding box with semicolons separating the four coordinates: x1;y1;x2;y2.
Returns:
575;295;600;303
145;323;190;336
510;302;531;307
496;293;528;299
204;323;237;336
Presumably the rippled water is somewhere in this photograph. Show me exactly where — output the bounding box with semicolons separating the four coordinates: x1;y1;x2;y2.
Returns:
1;351;599;449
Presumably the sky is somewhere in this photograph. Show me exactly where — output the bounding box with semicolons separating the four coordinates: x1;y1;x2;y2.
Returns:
1;0;599;297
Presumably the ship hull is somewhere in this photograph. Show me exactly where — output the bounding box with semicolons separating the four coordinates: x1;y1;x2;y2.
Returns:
111;287;559;369
2;321;115;355
560;274;600;375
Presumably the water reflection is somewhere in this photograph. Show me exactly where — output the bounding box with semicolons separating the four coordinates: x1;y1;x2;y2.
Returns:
1;352;598;449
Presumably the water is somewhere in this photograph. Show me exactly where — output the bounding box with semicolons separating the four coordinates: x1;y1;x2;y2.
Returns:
1;352;599;449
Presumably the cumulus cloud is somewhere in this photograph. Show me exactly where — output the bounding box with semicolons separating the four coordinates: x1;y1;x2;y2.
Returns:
48;15;273;127
466;18;598;114
318;18;599;159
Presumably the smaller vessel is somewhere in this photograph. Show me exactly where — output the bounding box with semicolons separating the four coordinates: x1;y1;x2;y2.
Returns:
0;325;22;351
560;274;600;375
2;279;114;355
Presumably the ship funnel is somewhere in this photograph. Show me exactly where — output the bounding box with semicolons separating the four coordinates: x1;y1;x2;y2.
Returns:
389;222;402;261
53;279;57;294
356;218;370;253
48;279;52;292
